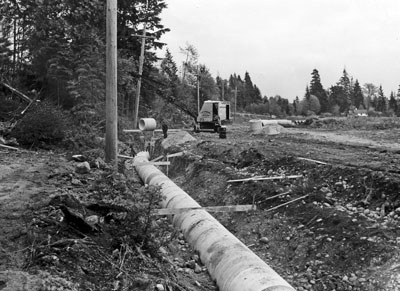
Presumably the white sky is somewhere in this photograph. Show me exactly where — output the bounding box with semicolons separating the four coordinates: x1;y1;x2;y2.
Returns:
158;0;400;100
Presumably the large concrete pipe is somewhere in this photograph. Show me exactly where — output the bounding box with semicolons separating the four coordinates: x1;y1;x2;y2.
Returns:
139;118;157;131
133;152;295;291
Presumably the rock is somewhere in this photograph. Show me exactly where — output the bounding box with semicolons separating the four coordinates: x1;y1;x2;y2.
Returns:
72;154;87;162
75;162;90;174
192;254;200;262
194;263;202;273
159;247;168;255
94;157;106;169
161;131;196;151
155;283;165;291
85;215;100;225
71;178;81;185
186;260;196;269
259;237;269;244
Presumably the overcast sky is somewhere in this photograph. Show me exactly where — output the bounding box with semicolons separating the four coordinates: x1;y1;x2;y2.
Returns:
159;0;400;100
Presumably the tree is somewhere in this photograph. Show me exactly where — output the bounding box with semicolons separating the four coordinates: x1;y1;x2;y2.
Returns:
0;0;169;114
293;96;302;115
328;85;347;114
243;71;262;106
362;83;378;110
388;91;397;116
198;64;218;104
351;79;364;109
268;96;282;117
300;86;311;115
375;85;387;113
309;69;328;112
179;43;198;83
334;68;352;112
309;95;321;114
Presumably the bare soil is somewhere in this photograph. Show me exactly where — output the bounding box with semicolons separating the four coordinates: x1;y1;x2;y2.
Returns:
1;118;400;290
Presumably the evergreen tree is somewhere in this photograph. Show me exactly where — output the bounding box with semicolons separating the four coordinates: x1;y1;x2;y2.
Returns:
351;79;364;109
161;49;178;83
328;85;347;114
301;86;311;115
309;69;329;112
376;85;387;113
243;71;261;106
335;69;352;112
388;91;397;115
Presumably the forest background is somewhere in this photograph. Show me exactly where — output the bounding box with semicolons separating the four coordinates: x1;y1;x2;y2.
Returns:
1;0;400;148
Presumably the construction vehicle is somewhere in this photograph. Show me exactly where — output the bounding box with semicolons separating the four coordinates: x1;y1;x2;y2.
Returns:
194;100;231;132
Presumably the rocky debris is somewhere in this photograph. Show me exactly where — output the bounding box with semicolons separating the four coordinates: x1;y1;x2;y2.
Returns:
75;161;90;174
0;270;78;291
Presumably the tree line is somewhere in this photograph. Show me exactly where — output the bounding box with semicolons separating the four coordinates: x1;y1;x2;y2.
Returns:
1;0;400;126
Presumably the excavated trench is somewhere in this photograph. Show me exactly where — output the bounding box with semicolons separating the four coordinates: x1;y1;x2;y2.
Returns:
157;146;400;291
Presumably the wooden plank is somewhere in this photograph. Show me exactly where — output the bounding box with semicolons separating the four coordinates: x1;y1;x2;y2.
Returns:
123;129;183;133
0;144;19;151
265;194;309;213
152;204;256;215
151;155;164;162
297;157;328;165
227;175;302;183
118;154;134;159
166;152;183;158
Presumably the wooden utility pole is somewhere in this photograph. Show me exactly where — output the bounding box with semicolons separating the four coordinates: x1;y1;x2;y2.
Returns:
133;0;149;129
105;0;118;167
197;65;200;115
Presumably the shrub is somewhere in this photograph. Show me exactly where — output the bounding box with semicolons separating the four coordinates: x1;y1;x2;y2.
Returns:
0;94;22;121
11;101;68;148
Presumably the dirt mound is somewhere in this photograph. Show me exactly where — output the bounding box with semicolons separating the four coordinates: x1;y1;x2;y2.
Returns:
161;130;196;152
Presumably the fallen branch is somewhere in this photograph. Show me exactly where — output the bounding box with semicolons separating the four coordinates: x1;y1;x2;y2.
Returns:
257;191;291;203
1;81;33;103
265;194;309;213
0;144;19;151
297;157;328;165
152;204;256;215
227;175;302;183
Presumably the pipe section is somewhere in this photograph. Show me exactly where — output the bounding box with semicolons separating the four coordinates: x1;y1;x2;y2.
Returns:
139;118;157;131
133;152;296;291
